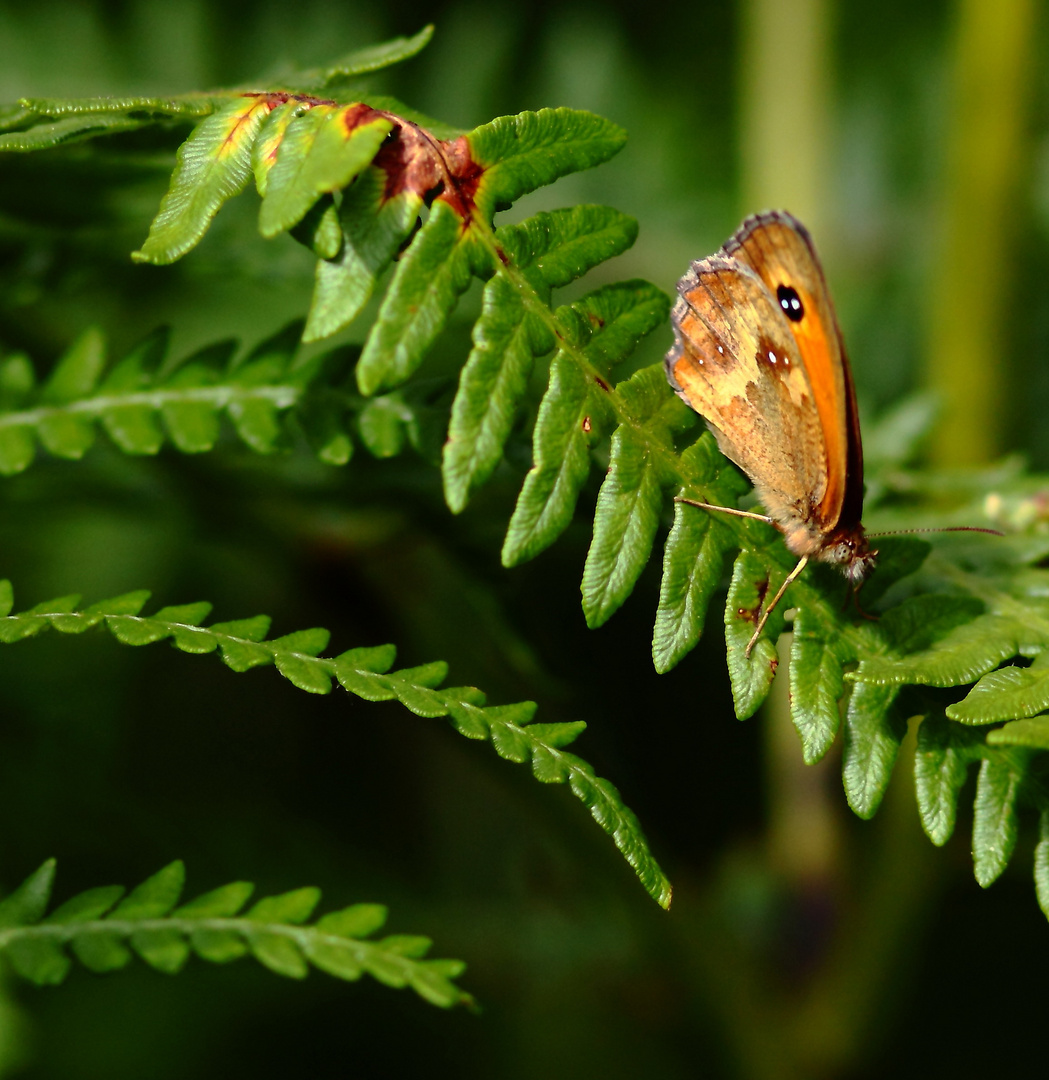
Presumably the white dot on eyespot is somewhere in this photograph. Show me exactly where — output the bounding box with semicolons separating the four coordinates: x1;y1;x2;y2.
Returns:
768;350;777;364
717;345;724;354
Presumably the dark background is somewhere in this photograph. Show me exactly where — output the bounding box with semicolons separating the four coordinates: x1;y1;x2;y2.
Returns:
0;1;1047;1077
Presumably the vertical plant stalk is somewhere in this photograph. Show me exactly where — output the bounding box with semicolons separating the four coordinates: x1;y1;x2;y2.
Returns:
927;0;1038;465
786;723;944;1078
739;0;832;236
764;636;844;886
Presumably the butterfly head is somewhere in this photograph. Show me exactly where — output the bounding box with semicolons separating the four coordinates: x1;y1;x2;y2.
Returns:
818;526;877;584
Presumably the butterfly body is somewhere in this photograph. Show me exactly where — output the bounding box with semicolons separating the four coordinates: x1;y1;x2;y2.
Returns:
665;211;874;650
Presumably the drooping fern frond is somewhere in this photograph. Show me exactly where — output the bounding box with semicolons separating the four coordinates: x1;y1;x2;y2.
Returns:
0;321;449;473
0;581;671;909
0;859;471;1007
0;95;219;151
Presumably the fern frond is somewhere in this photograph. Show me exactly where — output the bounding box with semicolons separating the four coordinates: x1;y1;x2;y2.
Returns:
0;860;471;1006
0;583;671;909
44;57;1039;912
0;96;220;150
0;322;450;473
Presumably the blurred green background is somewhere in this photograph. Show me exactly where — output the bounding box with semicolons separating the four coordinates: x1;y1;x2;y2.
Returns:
1;1;1048;1077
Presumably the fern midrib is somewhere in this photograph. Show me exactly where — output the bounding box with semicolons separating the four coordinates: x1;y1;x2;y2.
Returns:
0;915;421;966
16;93;222;119
0;384;305;430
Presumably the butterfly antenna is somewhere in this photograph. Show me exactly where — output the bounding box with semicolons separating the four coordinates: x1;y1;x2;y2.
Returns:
745;556;809;659
865;525;1004;538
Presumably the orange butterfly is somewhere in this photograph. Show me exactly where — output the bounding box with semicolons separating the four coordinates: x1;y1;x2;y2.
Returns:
664;210;876;656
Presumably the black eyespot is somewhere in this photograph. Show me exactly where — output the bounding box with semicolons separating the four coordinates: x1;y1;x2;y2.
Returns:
777;284;804;322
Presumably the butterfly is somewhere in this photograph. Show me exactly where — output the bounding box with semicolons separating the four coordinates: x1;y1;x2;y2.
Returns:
664;210;876;657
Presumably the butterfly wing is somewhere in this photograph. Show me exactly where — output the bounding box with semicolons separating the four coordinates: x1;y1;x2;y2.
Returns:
723;210;863;534
666;253;832;555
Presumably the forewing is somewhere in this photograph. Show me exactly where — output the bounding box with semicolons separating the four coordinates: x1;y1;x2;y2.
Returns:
723;210;860;530
666;254;828;527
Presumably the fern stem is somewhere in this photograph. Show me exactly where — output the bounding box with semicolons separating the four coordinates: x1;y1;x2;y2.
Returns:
0;385;303;431
0;916;393;956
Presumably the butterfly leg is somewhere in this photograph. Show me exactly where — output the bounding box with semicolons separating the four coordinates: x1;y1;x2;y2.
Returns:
674;497;774;524
849;581;880;622
745;555;809;659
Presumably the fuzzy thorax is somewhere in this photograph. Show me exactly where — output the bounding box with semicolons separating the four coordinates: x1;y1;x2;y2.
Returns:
778;515;876;584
